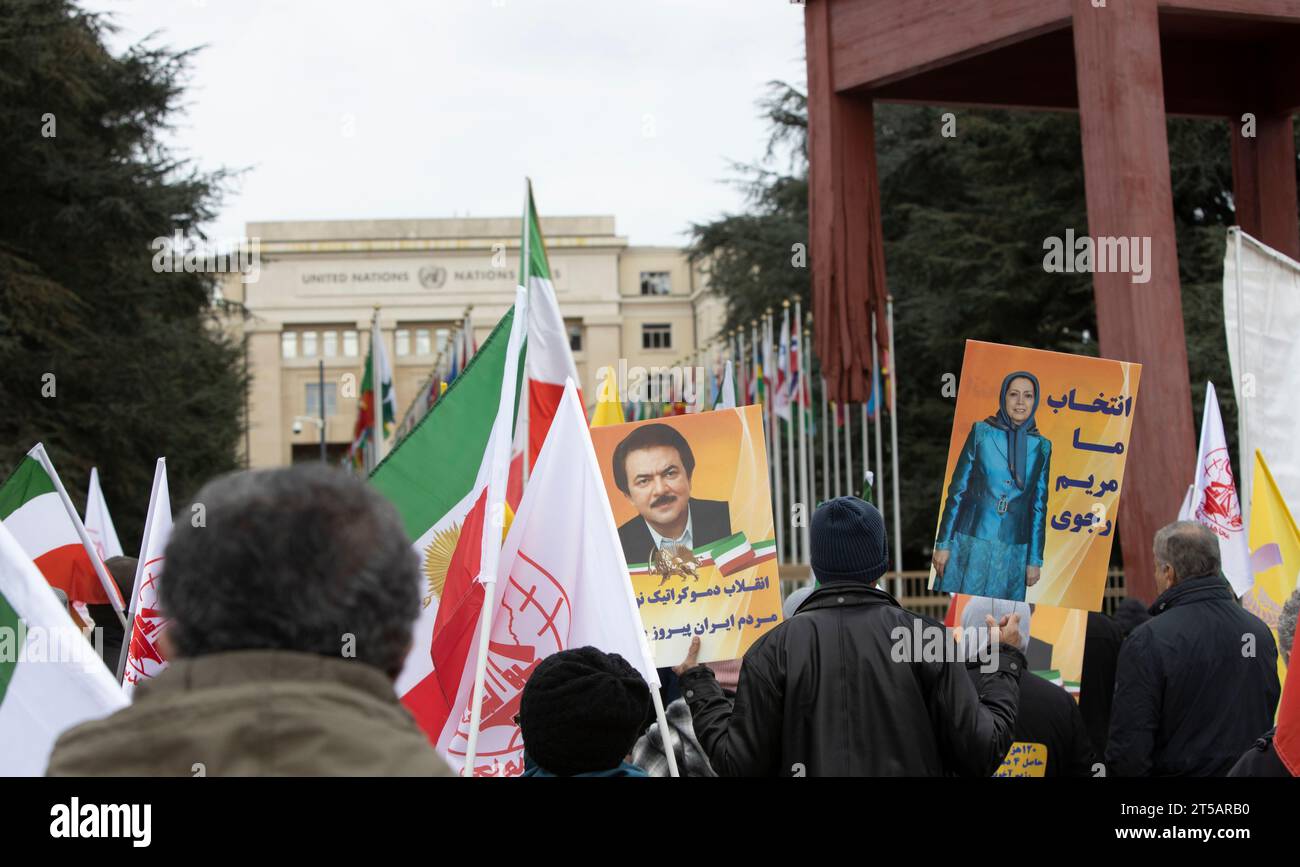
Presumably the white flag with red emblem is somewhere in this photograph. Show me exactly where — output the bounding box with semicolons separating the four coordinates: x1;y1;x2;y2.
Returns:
438;380;659;776
120;458;173;692
1187;382;1252;596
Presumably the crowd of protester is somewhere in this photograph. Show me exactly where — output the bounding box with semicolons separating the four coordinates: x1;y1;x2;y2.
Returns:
46;464;1293;777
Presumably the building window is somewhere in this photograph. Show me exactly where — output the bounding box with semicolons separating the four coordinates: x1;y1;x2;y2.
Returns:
301;330;318;358
567;322;583;353
322;331;338;358
343;330;359;357
281;331;298;359
416;328;432;356
435;328;450;355
305;382;337;417
642;323;672;350
640;271;671;296
395;329;411;357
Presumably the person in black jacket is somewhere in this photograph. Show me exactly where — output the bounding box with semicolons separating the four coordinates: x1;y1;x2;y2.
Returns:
1078;610;1122;758
960;597;1096;777
1229;586;1299;777
1106;521;1280;776
675;496;1025;777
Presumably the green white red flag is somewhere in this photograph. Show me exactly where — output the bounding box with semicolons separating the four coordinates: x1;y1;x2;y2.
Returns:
372;296;525;744
0;444;124;609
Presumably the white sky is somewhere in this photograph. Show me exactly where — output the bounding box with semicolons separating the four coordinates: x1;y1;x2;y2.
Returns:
83;0;807;247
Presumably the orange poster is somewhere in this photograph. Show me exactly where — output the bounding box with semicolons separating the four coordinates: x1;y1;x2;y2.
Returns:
589;405;783;666
930;341;1141;610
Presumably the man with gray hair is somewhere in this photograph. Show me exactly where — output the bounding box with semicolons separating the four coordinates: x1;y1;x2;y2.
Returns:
1229;585;1300;776
1106;521;1279;776
47;464;452;776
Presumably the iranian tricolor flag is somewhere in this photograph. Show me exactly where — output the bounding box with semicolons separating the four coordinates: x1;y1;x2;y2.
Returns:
0;518;127;776
120;458;173;693
83;467;124;562
372;294;526;744
438;380;660;776
0;444;124;609
517;179;582;472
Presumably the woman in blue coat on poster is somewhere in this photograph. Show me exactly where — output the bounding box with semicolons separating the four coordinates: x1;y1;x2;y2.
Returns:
931;371;1051;602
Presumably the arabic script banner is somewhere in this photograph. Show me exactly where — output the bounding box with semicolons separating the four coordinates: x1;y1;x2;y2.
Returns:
929;340;1142;610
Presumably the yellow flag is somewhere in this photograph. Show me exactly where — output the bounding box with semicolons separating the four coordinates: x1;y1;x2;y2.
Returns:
1242;450;1300;686
590;366;625;427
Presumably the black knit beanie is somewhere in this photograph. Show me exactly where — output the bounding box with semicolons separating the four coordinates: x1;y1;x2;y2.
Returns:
810;496;889;584
518;646;651;775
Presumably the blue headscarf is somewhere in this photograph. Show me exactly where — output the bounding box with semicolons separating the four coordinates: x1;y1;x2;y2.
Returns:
984;371;1041;490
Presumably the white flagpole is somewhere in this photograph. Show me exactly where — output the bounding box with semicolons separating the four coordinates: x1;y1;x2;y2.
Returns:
765;311;784;564
862;403;870;497
519;178;533;487
886;297;904;583
795;302;810;563
871;317;891;594
30;444;128;630
463;286;529;775
820;375;830;503
844;400;854;500
831;399;841;498
781;303;797;563
370;306;386;469
1233;228;1250;510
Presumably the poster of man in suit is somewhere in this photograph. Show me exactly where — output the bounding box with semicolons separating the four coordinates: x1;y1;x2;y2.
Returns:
591;406;782;666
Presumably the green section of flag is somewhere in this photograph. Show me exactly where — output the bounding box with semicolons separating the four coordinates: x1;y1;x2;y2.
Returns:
521;184;553;282
0;457;53;522
370;308;514;540
0;591;19;705
697;532;748;560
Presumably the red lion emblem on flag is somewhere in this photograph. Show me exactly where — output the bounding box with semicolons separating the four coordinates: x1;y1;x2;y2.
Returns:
445;551;572;776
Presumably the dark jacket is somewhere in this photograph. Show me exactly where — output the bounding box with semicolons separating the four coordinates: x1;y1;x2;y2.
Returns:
968;665;1095;777
46;650;453;776
1105;573;1280;777
617;497;730;565
1078;610;1123;758
679;582;1024;776
1228;727;1292;777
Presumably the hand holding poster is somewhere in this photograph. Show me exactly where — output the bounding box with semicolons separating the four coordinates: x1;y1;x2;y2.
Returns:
930;341;1141;610
590;405;783;665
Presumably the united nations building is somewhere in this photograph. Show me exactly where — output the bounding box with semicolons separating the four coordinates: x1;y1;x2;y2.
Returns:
218;216;725;467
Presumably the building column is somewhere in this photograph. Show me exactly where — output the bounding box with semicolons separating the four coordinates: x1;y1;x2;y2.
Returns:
1230;109;1300;259
245;323;285;469
1072;0;1196;604
805;0;887;405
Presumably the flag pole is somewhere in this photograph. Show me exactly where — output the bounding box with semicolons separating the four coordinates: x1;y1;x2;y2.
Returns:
370;305;385;469
463;286;528;775
519;178;533;487
831;397;841;498
31;444;128;630
820;374;830;504
886;297;903;583
871;316;891;594
795;299;810;563
862;403;870;497
766;311;784;564
1233;228;1250;510
844;400;854;503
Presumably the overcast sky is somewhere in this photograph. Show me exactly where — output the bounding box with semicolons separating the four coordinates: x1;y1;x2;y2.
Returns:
83;0;807;247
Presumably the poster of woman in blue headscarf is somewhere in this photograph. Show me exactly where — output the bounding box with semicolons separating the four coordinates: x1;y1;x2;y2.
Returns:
929;341;1142;610
932;372;1051;601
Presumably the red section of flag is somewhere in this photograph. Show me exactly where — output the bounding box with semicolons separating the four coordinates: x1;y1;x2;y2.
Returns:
506;452;524;511
430;488;488;710
401;669;452;746
35;543;113;605
528;379;581;471
1275;665;1300;776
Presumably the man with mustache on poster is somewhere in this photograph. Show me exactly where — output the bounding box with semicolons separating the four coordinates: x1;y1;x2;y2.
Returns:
612;423;732;567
